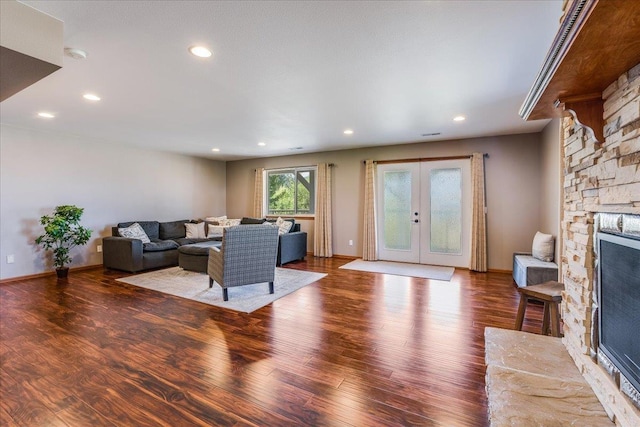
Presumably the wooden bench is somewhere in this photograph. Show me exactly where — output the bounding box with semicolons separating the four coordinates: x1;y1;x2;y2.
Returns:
484;327;613;426
515;281;564;337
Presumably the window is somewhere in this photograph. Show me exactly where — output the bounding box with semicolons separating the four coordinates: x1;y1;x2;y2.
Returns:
266;167;316;215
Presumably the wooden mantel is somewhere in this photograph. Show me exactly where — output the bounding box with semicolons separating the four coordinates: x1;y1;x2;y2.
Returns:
519;0;640;143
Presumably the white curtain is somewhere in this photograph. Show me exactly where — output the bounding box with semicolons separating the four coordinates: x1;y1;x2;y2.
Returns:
362;159;377;260
253;168;264;218
470;153;487;272
314;163;333;257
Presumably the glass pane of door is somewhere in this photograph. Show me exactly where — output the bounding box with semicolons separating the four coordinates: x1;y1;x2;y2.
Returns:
429;168;462;254
383;171;412;250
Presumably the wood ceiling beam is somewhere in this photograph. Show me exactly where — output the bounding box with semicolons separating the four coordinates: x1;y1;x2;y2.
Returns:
520;0;640;143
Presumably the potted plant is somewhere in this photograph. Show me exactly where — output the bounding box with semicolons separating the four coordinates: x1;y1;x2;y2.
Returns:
35;205;92;278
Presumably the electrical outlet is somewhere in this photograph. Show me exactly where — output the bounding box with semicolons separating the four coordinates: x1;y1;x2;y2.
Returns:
7;254;15;264
348;240;353;246
97;245;103;253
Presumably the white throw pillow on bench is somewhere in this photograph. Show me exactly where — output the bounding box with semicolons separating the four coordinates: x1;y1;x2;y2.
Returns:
532;231;555;262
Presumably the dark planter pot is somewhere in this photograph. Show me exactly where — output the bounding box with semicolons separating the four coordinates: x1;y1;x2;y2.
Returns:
56;267;69;279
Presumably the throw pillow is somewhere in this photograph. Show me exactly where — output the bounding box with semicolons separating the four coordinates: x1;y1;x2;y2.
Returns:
118;222;151;243
185;222;206;239
532;231;555;262
204;215;227;225
275;217;293;235
220;218;241;227
207;224;224;238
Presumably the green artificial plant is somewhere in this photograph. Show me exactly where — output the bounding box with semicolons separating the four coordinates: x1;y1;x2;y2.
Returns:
35;205;92;270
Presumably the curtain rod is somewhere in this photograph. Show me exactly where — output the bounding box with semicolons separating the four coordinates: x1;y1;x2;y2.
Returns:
363;154;488;165
255;163;334;172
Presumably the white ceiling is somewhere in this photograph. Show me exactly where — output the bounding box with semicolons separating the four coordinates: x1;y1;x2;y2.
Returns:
1;0;562;161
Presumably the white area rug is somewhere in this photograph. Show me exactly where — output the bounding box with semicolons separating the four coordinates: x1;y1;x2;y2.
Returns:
339;259;455;281
116;267;327;313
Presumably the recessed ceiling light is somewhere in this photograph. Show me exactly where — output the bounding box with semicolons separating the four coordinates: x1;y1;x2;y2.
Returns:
189;46;212;58
64;48;87;60
83;93;101;101
211;148;220;152
258;142;266;146
453;115;466;122
344;129;354;135
38;112;55;118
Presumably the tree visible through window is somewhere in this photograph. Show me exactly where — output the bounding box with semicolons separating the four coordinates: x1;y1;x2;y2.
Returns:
267;167;316;215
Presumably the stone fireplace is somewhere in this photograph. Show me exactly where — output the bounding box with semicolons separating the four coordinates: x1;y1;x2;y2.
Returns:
561;63;640;425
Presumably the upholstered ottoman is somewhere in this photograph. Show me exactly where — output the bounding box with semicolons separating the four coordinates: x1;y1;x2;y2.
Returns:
513;252;558;288
178;241;222;273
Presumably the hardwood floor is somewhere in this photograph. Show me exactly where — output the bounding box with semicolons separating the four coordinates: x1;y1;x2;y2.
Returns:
0;258;544;426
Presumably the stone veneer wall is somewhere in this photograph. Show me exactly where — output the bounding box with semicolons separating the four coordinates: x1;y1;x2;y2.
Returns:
561;63;640;426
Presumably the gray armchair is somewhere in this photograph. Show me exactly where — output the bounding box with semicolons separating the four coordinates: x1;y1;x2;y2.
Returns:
208;225;279;301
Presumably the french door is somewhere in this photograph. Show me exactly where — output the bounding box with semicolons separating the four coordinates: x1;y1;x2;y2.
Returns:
376;160;471;267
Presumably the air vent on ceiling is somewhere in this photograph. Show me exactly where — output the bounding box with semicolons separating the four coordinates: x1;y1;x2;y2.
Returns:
289;147;304;151
421;132;441;137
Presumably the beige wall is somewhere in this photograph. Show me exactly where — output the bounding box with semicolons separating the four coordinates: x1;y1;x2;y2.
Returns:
0;125;556;278
226;133;545;270
540;118;562;262
0;125;226;280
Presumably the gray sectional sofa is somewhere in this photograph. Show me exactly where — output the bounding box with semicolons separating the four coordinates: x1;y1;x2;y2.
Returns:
241;217;308;266
103;218;307;273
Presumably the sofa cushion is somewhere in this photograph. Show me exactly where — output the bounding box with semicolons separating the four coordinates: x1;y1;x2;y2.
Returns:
178;240;222;255
118;222;152;243
174;237;218;246
143;240;179;252
532;231;555;262
185;222;207;239
241;217;267;225
159;220;189;240
117;221;159;240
